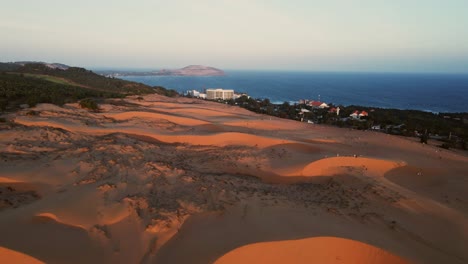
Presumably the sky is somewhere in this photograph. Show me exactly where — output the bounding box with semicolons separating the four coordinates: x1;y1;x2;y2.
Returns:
1;0;468;72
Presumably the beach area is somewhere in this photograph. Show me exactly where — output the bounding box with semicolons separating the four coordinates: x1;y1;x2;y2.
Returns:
0;94;467;263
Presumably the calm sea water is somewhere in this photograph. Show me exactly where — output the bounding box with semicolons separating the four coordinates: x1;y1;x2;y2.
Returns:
120;71;468;113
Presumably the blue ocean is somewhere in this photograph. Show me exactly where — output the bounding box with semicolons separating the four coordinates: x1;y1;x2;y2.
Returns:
120;71;468;113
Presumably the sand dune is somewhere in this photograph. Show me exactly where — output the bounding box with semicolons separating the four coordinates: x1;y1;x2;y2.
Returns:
215;236;411;264
1;96;467;264
164;132;293;147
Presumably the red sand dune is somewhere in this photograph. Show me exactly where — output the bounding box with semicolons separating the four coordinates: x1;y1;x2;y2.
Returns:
215;236;411;264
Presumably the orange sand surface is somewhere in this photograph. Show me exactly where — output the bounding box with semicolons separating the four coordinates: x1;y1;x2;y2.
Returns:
0;247;45;264
0;176;23;183
215;236;410;264
106;111;210;126
301;157;405;177
0;95;467;264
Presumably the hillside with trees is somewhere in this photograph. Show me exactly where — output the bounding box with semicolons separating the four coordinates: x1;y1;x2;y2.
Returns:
0;62;178;111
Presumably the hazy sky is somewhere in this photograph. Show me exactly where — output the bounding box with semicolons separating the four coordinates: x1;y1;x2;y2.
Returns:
2;0;468;72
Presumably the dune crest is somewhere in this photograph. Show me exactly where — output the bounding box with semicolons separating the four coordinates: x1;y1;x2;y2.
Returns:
215;236;411;264
301;157;405;177
14;117;292;148
33;213;86;230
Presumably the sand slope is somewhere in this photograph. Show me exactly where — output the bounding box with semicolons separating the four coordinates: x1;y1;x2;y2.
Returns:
215;236;410;264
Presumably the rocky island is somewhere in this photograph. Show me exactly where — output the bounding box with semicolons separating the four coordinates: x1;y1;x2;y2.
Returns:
156;65;225;76
100;65;225;77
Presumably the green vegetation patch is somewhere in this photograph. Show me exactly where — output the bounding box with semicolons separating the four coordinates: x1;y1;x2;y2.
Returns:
0;73;123;111
15;63;156;95
0;62;179;111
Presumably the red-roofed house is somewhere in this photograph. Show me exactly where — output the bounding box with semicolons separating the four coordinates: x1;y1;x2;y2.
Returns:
359;111;369;118
309;101;322;107
309;101;329;109
319;102;329;108
350;110;369;119
350;110;360;119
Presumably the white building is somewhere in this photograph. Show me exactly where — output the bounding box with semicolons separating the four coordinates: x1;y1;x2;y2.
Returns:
350;110;360;119
187;90;200;97
319;103;329;109
206;89;234;100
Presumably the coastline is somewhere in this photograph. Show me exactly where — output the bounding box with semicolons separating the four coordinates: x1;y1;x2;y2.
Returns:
118;71;468;113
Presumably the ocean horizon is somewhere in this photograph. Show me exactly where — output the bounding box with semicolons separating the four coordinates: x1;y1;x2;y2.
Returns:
120;71;468;113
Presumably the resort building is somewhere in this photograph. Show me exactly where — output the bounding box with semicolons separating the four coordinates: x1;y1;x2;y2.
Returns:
206;88;234;100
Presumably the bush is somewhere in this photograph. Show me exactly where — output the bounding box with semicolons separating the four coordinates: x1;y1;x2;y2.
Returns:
79;99;99;111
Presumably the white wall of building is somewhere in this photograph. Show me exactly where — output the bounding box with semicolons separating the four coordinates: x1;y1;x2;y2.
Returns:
206;88;234;100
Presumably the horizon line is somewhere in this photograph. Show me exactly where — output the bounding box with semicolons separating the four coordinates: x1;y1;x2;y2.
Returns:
2;60;467;75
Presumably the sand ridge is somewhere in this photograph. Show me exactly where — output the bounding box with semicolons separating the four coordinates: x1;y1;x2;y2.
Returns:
215;236;411;264
14;118;295;148
301;156;405;177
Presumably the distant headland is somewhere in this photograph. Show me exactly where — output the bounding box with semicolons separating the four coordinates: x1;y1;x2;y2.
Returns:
99;65;225;77
0;61;70;71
